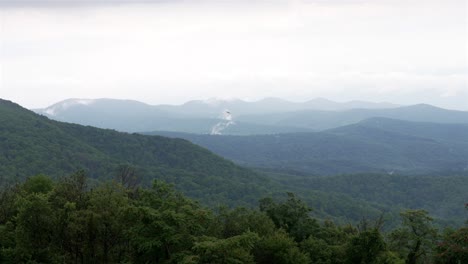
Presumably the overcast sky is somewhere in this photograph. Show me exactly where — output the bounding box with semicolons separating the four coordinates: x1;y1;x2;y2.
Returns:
0;0;467;110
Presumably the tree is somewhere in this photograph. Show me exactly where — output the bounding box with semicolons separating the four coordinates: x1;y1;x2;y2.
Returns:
259;193;318;241
14;193;55;263
22;174;54;194
0;184;20;224
345;229;387;264
254;230;310;264
87;182;130;263
389;210;438;264
125;180;212;263
115;164;141;191
435;226;468;263
214;207;275;238
188;232;259;264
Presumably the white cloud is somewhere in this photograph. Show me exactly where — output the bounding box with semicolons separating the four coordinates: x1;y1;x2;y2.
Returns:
0;0;466;109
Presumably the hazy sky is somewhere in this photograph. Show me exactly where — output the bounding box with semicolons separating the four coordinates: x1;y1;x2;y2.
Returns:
0;0;467;110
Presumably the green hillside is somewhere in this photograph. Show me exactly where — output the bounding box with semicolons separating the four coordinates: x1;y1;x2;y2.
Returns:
148;118;468;175
1;99;467;226
265;171;468;227
0;99;400;223
2;174;465;264
0;99;271;206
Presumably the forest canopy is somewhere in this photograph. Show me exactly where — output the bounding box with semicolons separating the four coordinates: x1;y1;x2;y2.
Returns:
0;173;466;264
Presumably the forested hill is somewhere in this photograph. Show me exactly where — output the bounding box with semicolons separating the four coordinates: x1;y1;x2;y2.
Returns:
2;99;468;227
147;118;468;175
0;99;271;206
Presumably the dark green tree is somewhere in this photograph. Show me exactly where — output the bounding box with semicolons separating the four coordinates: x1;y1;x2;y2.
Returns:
435;227;468;263
345;229;387;264
14;193;56;263
254;230;310;264
188;231;259;264
214;207;275;238
389;210;438;264
259;193;318;241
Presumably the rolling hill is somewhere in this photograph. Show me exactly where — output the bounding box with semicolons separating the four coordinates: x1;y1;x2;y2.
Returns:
0;98;409;222
238;104;468;131
147;118;468;175
0;99;273;206
2;99;467;226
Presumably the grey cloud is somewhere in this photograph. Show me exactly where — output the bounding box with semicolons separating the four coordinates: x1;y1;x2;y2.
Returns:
0;0;369;8
0;0;178;8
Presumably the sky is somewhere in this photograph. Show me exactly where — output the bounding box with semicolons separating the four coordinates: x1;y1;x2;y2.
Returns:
0;0;467;110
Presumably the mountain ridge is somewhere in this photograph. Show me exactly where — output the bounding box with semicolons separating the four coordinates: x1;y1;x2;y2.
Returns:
3;98;468;226
0;98;272;206
35;97;468;135
146;117;468;175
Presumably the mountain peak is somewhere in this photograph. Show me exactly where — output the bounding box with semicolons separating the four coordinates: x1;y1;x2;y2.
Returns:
43;98;96;116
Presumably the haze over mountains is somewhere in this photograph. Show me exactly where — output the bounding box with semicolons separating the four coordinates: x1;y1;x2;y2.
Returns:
0;98;271;206
36;97;399;120
31;97;468;176
34;97;468;135
149;118;468;175
2;98;468;226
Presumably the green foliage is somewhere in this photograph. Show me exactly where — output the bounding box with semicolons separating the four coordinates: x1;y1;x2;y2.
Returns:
148;116;468;176
0;184;20;225
269;172;468;227
22;174;54;194
0;99;271;208
253;230;310;264
345;229;387;264
389;210;438;264
0;174;459;264
125;180;213;263
1;99;466;227
190;232;259;264
14;193;56;263
214;207;276;238
435;227;468;264
259;193;319;241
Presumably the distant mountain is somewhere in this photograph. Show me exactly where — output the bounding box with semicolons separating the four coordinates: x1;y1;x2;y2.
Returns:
34;97;400;134
5;98;468;225
34;98;184;133
158;97;399;117
0;98;273;206
302;97;398;111
238;104;468;131
331;117;468;144
146;118;468;175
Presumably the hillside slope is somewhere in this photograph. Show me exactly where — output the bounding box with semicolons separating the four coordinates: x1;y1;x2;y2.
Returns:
2;99;467;225
0;99;272;206
1;99;409;222
147;118;468;175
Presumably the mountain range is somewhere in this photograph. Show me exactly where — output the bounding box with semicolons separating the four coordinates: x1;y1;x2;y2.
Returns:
2;98;468;226
34;98;403;134
0;99;271;206
30;97;468;175
237;104;468;131
147;118;468;175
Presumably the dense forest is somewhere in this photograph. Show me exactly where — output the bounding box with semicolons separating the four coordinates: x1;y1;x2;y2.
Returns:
1;173;467;264
1;99;468;227
0;99;272;207
148;118;468;176
4;0;467;263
